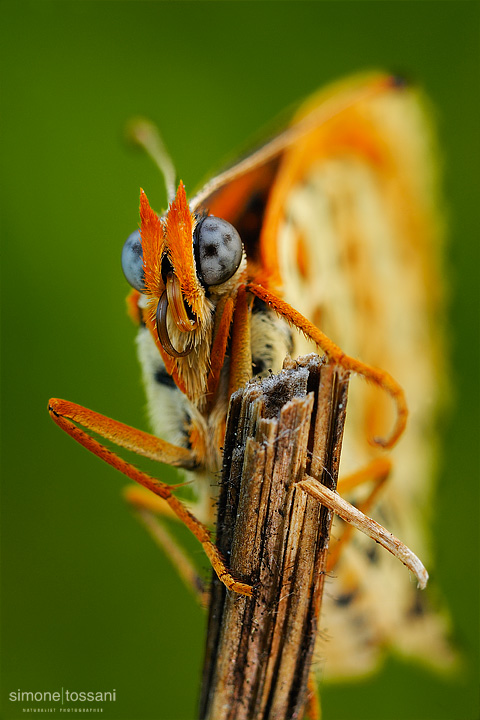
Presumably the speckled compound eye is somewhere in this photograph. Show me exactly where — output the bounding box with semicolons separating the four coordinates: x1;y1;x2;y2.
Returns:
121;230;145;292
194;216;243;287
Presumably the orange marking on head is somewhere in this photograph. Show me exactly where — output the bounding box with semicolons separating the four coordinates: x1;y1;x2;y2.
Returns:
164;182;204;318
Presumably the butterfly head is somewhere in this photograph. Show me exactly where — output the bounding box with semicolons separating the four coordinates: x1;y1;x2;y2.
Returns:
122;183;246;399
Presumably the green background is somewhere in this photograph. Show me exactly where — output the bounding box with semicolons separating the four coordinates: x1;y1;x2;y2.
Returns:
1;2;478;719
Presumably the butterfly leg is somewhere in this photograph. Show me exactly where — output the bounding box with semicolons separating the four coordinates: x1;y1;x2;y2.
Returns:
124;486;209;605
48;398;253;597
326;457;392;571
247;283;407;449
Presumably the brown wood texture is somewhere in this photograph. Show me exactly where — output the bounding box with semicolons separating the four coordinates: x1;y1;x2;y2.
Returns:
199;355;349;720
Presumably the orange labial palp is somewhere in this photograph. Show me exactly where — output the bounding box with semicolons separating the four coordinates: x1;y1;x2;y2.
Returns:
140;188;164;299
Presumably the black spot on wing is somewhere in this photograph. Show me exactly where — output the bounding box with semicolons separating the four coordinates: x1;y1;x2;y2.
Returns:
334;588;358;608
408;589;427;618
365;543;379;564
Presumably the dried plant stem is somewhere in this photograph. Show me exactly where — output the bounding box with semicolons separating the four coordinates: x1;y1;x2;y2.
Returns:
297;477;428;589
199;355;349;720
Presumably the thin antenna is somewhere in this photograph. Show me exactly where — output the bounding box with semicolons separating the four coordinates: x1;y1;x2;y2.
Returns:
126;117;177;203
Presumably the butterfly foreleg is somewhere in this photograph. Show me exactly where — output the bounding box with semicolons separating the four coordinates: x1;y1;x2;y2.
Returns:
48;398;197;468
48;398;253;597
247;282;407;449
326;457;392;571
227;285;254;396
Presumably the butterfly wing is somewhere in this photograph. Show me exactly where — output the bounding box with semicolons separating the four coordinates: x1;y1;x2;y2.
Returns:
193;73;454;678
264;75;454;678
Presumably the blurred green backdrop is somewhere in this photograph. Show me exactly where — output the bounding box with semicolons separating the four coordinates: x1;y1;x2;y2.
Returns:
1;2;478;719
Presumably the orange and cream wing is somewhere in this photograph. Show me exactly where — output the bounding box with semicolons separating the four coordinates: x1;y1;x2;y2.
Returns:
267;76;452;677
194;73;453;677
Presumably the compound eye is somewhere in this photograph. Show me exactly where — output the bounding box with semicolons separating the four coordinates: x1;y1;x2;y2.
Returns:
194;216;243;287
122;230;145;292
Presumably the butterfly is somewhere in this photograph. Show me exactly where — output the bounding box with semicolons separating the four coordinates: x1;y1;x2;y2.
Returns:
49;72;453;680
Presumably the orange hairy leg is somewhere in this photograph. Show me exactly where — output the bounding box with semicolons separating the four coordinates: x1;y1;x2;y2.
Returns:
247;282;407;449
327;457;392;571
227;285;253;397
48;399;253;597
49;398;196;467
205;295;235;402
